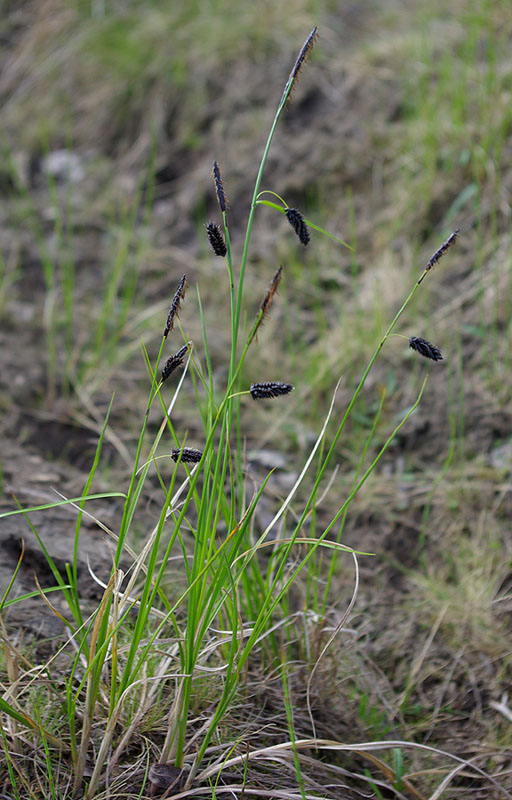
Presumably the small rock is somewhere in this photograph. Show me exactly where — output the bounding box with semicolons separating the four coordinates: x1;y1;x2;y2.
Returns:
42;150;85;184
148;763;185;797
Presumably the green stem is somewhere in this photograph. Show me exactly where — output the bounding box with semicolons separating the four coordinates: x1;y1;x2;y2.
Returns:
233;88;292;357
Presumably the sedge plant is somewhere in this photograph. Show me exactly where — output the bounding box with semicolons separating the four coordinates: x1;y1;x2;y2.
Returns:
0;27;485;800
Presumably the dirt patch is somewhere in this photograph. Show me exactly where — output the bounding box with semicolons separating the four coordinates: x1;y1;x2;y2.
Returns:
0;435;115;638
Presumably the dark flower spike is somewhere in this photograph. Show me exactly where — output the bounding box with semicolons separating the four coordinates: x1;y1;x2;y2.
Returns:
250;381;294;400
171;447;203;464
260;265;282;320
206;221;227;257
281;27;319;105
285;207;310;246
212;161;227;213
164;274;188;337
161;342;191;383
418;229;460;284
426;229;460;270
247;266;284;348
409;337;443;362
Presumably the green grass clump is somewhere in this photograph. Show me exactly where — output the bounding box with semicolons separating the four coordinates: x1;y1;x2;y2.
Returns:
0;26;477;800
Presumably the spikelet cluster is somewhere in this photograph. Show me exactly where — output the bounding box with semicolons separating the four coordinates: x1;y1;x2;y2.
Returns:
206;221;227;257
281;27;318;105
418;229;460;284
409;337;443;361
250;381;294;400
285;207;310;246
171;448;203;464
291;27;318;82
212;161;227;213
164;275;188;337
426;229;460;270
246;266;284;348
161;343;190;383
260;265;282;320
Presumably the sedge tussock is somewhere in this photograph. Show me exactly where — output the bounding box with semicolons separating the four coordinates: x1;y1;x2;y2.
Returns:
2;20;491;799
164;274;188;337
409;336;443;361
250;381;294;400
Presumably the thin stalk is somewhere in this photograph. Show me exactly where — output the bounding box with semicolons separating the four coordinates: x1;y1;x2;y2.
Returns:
233;380;428;686
232;28;318;359
232;91;289;354
321;389;386;612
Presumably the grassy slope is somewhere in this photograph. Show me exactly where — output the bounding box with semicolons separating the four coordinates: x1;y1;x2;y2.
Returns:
0;0;512;797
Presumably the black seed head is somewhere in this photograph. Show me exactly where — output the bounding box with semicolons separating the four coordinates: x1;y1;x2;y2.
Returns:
171;447;203;464
285;207;310;246
281;27;319;105
206;221;227;257
291;27;318;80
250;381;295;400
161;343;191;382
164;275;188;337
409;337;443;361
258;265;282;324
212;161;227;213
426;229;460;270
